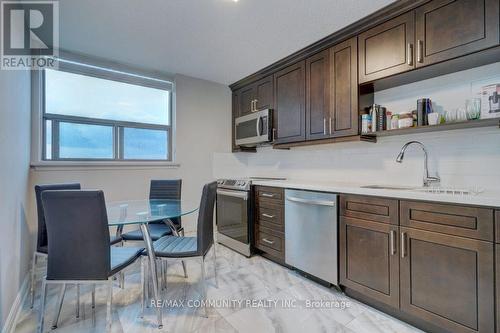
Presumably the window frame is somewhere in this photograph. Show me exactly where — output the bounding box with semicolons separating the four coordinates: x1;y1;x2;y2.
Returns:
31;55;176;166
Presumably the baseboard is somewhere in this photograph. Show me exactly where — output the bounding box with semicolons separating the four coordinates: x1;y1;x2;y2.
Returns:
1;273;29;333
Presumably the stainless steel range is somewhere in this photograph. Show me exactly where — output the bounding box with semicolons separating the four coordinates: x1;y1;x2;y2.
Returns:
216;177;285;257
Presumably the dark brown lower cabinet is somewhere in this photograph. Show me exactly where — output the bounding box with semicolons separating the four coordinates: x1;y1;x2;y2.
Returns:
496;246;499;333
340;216;399;308
400;227;495;333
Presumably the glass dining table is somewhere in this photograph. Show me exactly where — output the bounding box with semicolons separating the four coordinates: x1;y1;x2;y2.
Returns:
106;199;198;328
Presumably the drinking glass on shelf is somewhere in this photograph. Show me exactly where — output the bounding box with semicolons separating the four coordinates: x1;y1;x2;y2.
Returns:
465;98;481;120
456;107;467;122
445;109;457;123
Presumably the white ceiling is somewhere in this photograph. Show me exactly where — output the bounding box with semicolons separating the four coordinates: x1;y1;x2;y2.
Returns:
58;0;395;85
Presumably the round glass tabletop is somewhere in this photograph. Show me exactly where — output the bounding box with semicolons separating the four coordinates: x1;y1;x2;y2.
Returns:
106;199;198;226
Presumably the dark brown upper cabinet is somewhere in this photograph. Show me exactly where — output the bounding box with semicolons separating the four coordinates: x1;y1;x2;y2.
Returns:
254;75;274;111
415;0;500;68
306;49;331;140
231;92;239;151
274;61;306;144
236;75;274;116
400;227;495;333
238;84;255;116
340;216;400;309
330;37;359;137
359;11;415;84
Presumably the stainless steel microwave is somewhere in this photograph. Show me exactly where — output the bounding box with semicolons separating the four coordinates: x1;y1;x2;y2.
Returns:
235;109;272;147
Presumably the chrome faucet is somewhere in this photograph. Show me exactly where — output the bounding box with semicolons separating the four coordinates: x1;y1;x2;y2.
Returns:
396;141;440;187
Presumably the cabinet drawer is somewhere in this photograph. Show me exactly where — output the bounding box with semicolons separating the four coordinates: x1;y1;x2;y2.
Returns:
496;211;500;243
257;202;284;229
255;186;284;204
400;201;494;241
340;195;398;225
256;226;285;259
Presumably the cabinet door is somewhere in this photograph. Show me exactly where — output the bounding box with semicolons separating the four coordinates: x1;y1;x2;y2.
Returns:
274;61;306;143
496;210;500;243
358;11;415;83
400;227;494;333
238;85;255;116
231;92;239;151
496;246;499;333
306;50;330;140
330;37;359;137
255;75;274;111
340;217;400;308
415;0;500;67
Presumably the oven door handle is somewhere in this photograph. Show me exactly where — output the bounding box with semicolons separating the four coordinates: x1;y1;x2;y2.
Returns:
217;189;248;200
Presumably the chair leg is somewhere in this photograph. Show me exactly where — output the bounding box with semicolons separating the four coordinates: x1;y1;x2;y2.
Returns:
51;283;67;329
91;284;96;325
37;280;48;333
162;260;167;291
181;260;188;278
141;258;145;317
200;257;208;318
106;280;113;333
119;271;125;289
213;244;218;288
75;284;80;319
30;252;38;309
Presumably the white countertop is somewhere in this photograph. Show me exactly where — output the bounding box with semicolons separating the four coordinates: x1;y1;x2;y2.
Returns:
251;179;500;208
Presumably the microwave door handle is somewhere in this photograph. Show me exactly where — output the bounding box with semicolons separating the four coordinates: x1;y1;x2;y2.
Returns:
256;116;262;137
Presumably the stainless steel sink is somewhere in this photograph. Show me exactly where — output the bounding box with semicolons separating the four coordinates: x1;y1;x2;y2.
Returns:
360;185;417;190
360;185;482;196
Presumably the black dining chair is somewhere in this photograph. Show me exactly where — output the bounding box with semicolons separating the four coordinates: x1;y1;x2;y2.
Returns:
120;179;184;241
31;183;122;310
143;181;217;317
31;183;81;310
120;179;187;284
38;190;143;333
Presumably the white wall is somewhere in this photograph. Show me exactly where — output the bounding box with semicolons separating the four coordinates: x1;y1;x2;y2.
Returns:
213;63;500;193
31;74;231;232
0;69;32;328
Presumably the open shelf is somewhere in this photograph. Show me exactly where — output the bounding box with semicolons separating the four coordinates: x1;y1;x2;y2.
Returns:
361;118;500;138
273;135;376;150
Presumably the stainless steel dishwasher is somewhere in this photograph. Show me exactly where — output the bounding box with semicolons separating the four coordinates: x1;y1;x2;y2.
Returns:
285;189;338;285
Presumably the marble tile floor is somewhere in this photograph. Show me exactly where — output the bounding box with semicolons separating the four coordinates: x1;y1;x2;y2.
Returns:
14;245;424;333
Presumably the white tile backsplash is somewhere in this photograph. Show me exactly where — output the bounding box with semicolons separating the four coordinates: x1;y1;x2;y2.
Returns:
213;63;500;192
214;127;500;191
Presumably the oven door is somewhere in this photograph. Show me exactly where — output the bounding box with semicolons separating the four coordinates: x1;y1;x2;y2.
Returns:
235;109;271;146
216;189;249;244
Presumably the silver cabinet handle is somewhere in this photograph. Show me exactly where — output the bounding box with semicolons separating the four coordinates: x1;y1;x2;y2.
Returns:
286;196;335;207
217;189;248;200
323;117;327;135
262;213;275;219
417;40;423;63
407;43;413;66
255;99;259;111
401;232;407;258
262;238;275;245
329;117;332;135
272;128;277;142
261;193;275;198
390;230;396;255
251;100;256;112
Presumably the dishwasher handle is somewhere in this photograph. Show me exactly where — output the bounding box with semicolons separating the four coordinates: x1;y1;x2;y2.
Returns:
286;196;336;207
